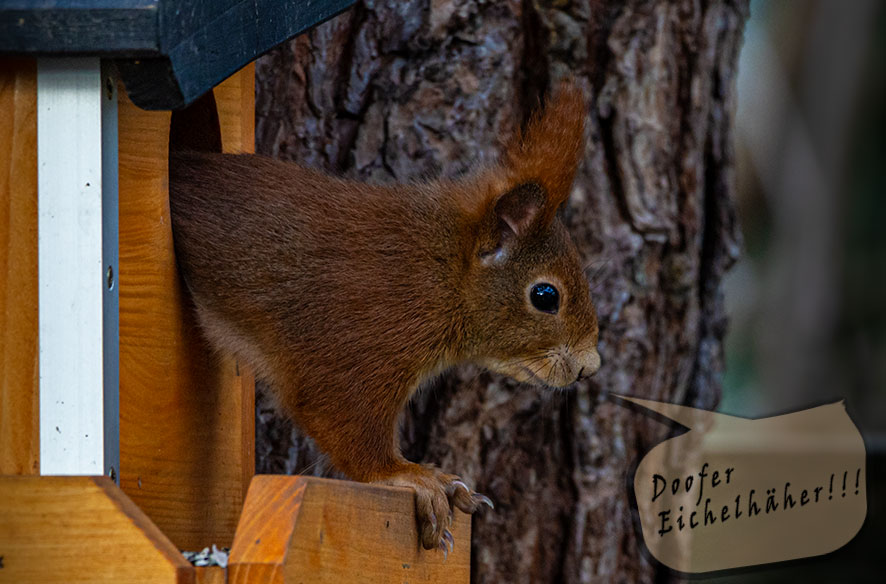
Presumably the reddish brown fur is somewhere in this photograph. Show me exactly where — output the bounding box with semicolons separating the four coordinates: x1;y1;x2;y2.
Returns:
169;81;599;550
502;81;586;221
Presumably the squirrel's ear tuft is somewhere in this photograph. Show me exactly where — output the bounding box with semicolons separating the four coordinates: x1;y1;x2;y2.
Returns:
502;79;586;227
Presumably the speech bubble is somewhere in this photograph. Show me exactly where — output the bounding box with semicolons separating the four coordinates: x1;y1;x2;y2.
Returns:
616;396;867;573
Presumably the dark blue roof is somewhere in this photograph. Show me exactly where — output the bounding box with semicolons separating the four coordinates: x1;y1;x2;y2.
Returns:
0;0;355;109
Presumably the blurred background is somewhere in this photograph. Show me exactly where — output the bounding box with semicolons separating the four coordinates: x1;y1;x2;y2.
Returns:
714;0;884;581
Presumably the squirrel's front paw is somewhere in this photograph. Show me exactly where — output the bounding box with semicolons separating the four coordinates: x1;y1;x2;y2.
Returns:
379;464;494;552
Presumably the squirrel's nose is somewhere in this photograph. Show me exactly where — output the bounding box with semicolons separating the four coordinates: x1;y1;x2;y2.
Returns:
576;352;602;381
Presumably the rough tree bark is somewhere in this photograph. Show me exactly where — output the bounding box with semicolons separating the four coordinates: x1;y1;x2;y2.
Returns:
253;1;748;582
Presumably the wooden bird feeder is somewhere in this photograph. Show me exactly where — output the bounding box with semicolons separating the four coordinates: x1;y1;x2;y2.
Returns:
0;2;470;582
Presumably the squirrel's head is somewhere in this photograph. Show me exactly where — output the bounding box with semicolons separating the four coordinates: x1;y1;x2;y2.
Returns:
454;81;600;388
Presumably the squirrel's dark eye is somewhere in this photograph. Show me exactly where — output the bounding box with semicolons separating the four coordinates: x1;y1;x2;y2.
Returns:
530;283;559;314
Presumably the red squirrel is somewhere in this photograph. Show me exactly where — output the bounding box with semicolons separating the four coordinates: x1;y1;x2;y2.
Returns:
169;81;600;552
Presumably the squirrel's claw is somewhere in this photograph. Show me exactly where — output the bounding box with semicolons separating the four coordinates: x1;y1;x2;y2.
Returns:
451;480;471;494
443;529;454;553
474;493;495;510
377;464;491;553
447;478;495;514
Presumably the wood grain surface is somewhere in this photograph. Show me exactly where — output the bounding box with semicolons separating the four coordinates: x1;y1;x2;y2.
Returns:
229;475;470;584
118;65;255;550
0;58;39;476
216;62;256;155
0;475;194;583
195;567;226;584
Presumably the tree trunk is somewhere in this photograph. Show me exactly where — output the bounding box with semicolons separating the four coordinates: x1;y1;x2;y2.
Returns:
253;1;748;582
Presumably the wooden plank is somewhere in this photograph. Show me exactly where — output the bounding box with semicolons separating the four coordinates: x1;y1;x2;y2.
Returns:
0;475;194;583
214;65;256;501
229;476;471;584
0;58;39;475
195;567;227;584
117;68;254;549
215;62;255;154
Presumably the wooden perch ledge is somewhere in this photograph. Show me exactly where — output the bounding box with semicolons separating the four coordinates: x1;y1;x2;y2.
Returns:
0;475;470;584
231;475;470;584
